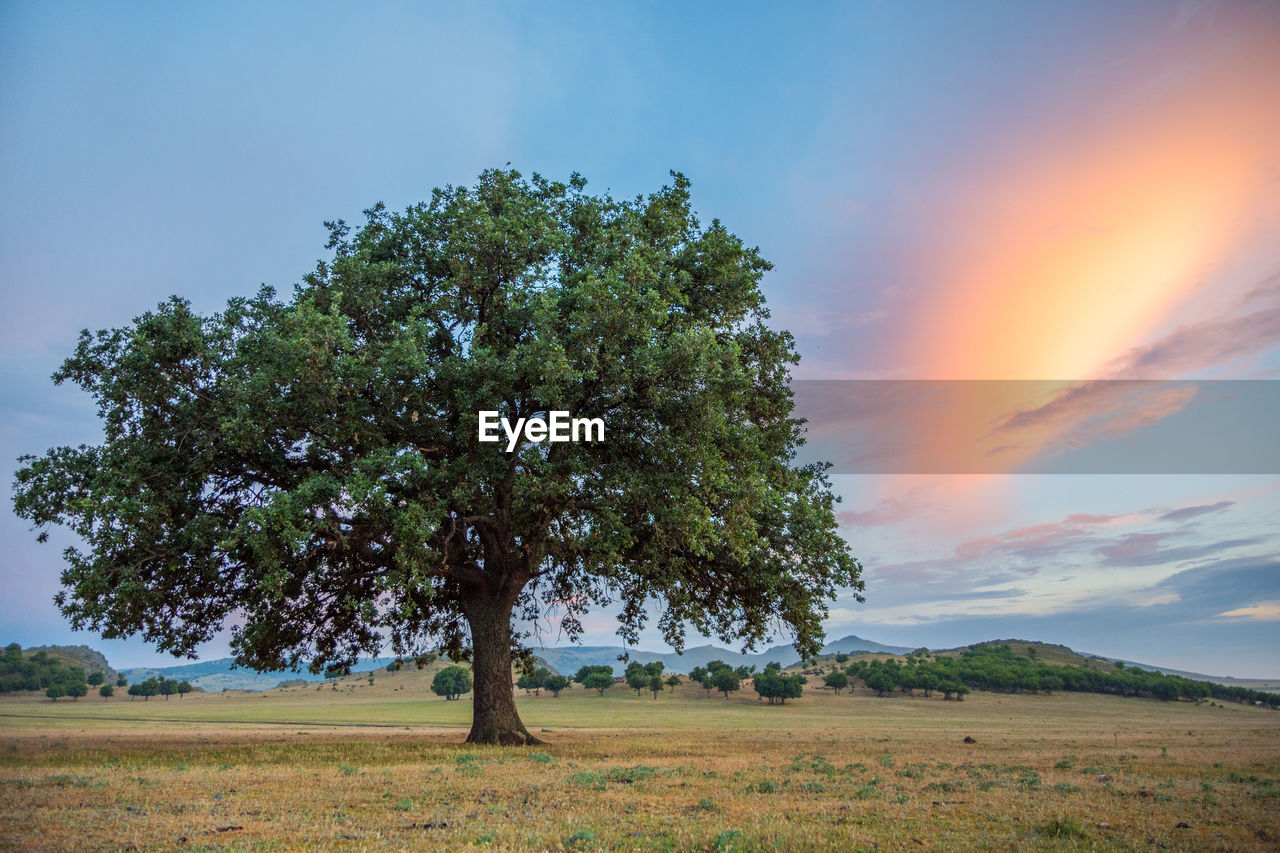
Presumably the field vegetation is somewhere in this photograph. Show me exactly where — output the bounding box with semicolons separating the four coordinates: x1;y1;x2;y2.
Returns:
2;661;1277;851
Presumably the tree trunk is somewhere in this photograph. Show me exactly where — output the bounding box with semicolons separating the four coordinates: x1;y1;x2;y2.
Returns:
463;592;542;746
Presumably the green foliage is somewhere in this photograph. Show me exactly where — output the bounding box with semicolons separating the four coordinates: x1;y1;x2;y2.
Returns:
544;674;570;696
574;665;614;696
87;670;104;686
712;669;741;699
581;672;613;696
824;671;849;694
665;674;682;691
98;684;114;698
647;673;664;698
841;643;1273;708
45;684;65;701
1036;817;1090;840
431;666;473;700
564;828;596;846
753;662;806;704
624;661;650;695
517;667;552;695
0;645;90;696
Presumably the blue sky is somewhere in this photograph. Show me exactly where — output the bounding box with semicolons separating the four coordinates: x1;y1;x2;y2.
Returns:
2;1;1277;674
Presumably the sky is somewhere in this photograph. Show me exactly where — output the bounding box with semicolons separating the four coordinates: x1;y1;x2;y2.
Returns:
2;0;1277;675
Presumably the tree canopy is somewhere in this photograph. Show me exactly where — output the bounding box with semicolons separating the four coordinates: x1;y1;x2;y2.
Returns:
12;168;862;744
431;665;473;700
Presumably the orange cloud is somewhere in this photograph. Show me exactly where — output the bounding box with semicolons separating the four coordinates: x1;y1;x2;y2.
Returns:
896;4;1280;381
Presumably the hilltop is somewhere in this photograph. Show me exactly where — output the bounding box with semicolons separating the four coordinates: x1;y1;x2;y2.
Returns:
8;645;118;682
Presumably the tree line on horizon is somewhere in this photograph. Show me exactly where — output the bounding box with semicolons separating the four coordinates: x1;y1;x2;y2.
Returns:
834;643;1280;708
125;675;194;701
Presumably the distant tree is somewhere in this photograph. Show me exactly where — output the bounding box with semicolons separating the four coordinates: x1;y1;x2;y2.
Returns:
573;665;607;682
864;669;895;697
713;669;741;699
835;653;850;663
625;662;650;696
544;674;570;697
824;671;849;694
431;666;473;701
517;668;550;696
689;666;712;697
87;670;104;686
385;660;403;673
734;664;756;681
99;684;114;699
753;662;806;704
582;671;613;696
159;678;176;700
643;661;665;678
45;684;65;701
517;666;542;696
65;682;87;700
177;680;193;698
116;674;127;687
665;674;682;692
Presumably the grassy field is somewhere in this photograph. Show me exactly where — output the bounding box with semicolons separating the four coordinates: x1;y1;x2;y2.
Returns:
2;667;1278;851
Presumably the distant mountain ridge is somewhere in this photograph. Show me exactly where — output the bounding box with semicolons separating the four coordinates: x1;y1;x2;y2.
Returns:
120;635;910;691
122;657;399;693
100;635;1277;693
528;634;913;677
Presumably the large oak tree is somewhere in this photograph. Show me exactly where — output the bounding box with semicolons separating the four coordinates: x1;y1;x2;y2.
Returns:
14;169;863;744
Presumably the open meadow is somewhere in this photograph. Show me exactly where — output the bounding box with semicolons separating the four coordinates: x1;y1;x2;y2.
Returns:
2;667;1278;851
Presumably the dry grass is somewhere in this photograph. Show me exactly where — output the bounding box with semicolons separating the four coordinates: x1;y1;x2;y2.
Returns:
2;682;1278;851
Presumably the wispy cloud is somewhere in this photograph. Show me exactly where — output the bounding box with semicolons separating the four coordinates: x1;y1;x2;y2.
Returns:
1103;275;1280;378
1097;533;1267;568
1218;600;1280;622
1158;500;1235;522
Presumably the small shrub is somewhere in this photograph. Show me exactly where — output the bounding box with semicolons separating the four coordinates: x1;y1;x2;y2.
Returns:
1037;817;1089;840
1054;782;1081;793
697;797;717;811
571;771;606;791
564;828;596;846
714;829;744;850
